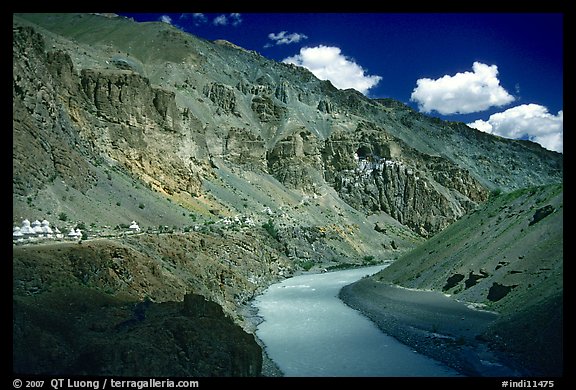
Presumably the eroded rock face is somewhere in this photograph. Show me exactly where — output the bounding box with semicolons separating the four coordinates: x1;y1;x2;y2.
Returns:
267;129;324;192
13;28;97;196
13;24;207;200
322;124;488;236
224;127;267;170
203;82;238;115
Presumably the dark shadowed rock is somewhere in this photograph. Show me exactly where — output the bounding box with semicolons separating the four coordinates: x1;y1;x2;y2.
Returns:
13;291;262;376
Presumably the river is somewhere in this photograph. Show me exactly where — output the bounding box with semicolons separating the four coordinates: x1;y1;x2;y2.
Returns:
252;265;461;377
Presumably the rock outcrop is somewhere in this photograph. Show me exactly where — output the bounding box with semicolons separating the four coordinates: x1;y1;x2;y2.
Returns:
81;69;179;131
14;292;262;376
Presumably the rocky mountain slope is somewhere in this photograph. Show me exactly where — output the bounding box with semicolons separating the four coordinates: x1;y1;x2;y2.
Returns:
12;13;563;377
342;183;563;376
13;13;562;240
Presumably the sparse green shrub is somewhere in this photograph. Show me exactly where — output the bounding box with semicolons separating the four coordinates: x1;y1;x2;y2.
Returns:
139;203;145;209
362;255;376;264
489;188;503;198
298;260;315;271
58;212;68;222
262;219;279;240
327;262;356;271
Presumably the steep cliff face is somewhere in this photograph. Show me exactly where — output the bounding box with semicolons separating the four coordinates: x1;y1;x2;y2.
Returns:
13;24;208;205
323;122;488;236
80;69;179;132
12;27;97;196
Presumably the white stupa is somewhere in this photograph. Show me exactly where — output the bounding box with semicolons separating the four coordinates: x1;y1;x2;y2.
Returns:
68;228;80;240
53;226;63;239
129;221;140;233
13;226;24;242
41;219;53;237
20;219;35;236
31;220;43;235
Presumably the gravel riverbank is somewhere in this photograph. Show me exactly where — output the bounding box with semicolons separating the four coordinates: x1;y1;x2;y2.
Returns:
339;278;524;377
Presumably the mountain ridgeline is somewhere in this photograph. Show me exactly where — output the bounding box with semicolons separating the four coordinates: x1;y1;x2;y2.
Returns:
12;13;563;377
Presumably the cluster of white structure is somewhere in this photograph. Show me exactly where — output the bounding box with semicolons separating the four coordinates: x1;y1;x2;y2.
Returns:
13;218;143;245
12;219;72;243
220;215;255;228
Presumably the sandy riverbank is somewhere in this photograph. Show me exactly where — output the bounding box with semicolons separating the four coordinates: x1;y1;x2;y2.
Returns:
339;278;525;377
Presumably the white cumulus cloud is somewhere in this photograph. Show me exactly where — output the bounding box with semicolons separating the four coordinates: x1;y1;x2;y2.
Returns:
191;13;207;26
230;13;242;26
213;15;228;26
266;31;308;47
159;15;172;24
410;62;515;115
467;104;563;153
282;45;382;95
213;13;242;27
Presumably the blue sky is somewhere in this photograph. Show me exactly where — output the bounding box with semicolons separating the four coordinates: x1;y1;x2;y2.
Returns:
118;13;564;153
